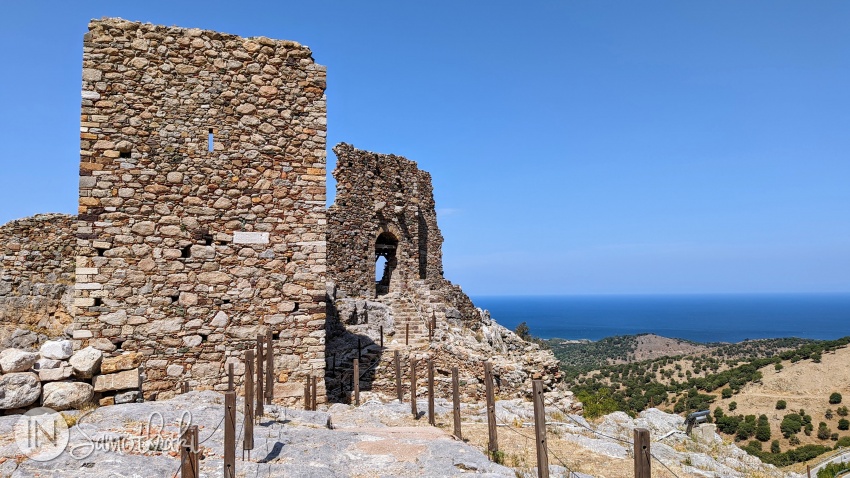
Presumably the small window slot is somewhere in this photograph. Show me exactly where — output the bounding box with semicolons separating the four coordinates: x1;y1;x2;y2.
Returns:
119;151;131;158
181;245;192;258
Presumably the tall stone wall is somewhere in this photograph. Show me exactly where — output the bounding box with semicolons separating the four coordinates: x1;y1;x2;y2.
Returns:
0;214;76;347
75;18;327;400
328;143;444;299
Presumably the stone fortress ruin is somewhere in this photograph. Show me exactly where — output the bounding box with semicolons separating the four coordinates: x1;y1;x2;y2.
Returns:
0;18;565;410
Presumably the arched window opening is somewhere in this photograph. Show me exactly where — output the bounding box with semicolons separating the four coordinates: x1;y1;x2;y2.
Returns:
375;232;398;296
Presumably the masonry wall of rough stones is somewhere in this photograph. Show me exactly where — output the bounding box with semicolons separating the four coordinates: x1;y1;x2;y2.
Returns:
328;144;484;326
0;214;76;345
75;18;327;400
328;143;445;298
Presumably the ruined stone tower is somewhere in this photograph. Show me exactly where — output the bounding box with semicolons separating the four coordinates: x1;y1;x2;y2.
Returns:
74;18;327;399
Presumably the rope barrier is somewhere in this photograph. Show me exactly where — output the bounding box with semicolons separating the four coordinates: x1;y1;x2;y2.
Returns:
495;413;580;477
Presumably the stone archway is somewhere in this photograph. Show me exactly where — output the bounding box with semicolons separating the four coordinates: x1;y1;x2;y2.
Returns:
375;231;398;296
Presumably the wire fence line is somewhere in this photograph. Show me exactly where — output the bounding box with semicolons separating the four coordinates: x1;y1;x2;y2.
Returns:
542;395;682;478
494;406;581;477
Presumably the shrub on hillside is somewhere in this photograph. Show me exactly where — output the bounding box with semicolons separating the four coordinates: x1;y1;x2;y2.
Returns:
776;400;787;410
756;415;771;442
781;414;803;438
818;422;831;440
838;419;849;431
830;392;843;405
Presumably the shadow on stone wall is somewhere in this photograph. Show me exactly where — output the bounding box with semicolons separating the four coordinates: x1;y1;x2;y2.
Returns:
324;296;384;403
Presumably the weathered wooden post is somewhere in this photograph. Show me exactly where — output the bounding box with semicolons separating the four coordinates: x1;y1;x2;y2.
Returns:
227;363;234;392
380;325;384;348
303;378;311;410
634;428;651;478
405;323;409;346
180;425;199;478
266;331;274;404
484;361;498;456
353;358;360;406
410;357;418;419
256;336;264;419
452;367;462;440
532;380;549;478
357;339;362;364
243;350;254;459
806;465;812;478
427;356;435;425
394;350;402;402
224;391;236;478
311;375;317;411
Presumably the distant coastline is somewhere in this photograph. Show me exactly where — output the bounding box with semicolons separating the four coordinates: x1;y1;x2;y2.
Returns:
472;293;850;343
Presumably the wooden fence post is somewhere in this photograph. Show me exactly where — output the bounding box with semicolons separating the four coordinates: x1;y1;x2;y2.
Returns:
405;323;409;346
266;331;274;404
532;380;549;478
311;375;318;411
243;350;254;459
807;465;811;478
452;367;462;440
484;361;498;456
427;357;435;425
380;325;384;349
394;350;402;402
227;363;234;392
634;427;651;478
410;357;418;419
353;358;360;406
180;425;199;478
256;336;264;419
224;391;236;478
304;379;311;410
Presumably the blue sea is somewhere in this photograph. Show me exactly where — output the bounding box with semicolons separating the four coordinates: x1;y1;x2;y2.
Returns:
471;294;850;344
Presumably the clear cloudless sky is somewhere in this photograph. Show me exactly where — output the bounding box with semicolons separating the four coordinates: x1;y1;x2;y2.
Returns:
0;1;848;295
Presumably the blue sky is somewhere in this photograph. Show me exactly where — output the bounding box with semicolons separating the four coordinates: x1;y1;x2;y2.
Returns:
0;1;848;295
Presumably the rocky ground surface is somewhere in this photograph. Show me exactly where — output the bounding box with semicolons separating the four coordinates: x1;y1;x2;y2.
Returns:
0;391;514;477
0;389;808;478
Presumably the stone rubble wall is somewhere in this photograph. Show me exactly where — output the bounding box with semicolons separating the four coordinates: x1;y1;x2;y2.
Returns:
75;18;327;401
0;214;76;348
328;143;444;300
0;339;143;414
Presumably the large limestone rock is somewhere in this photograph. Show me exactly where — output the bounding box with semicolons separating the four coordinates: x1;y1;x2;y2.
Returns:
42;382;94;411
69;346;102;378
39;339;73;360
0;372;41;409
38;365;73;382
0;348;39;373
93;369;140;392
101;352;141;374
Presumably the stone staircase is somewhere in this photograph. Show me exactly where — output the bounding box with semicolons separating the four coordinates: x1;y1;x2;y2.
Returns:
377;292;430;349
